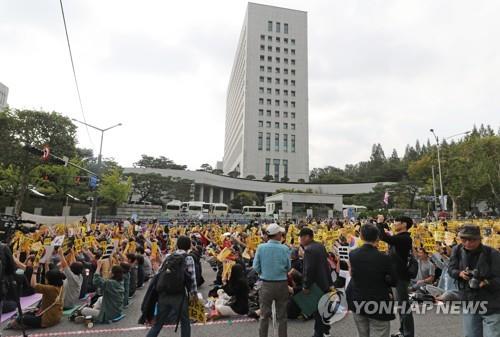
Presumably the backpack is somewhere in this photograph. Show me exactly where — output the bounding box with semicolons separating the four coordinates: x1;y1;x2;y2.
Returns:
406;252;419;279
156;254;187;295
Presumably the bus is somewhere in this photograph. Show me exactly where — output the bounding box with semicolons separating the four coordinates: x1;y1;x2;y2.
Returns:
186;201;205;216
164;200;182;217
242;206;266;217
212;203;229;216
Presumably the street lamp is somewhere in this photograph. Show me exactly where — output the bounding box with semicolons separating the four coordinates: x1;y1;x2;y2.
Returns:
429;129;471;212
72;118;122;223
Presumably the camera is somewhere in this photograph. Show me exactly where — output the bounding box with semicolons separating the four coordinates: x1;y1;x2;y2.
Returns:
0;214;37;243
467;269;481;289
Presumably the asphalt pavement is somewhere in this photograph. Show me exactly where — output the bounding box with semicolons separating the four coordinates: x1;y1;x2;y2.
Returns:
1;260;463;337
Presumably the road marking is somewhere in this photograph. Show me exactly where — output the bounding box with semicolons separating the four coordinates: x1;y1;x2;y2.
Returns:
8;318;256;337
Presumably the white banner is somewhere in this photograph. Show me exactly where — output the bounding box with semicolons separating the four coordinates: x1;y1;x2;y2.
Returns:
21;212;91;226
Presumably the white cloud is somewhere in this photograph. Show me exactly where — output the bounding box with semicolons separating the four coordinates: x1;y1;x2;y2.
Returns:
1;0;499;171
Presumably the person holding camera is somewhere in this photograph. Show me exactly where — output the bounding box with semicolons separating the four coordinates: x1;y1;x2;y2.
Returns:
448;224;500;337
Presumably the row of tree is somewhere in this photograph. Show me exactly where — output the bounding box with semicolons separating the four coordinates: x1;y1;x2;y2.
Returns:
314;125;499;217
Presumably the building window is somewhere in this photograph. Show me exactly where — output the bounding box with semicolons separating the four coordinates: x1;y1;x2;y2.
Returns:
275;134;280;152
266;121;271;128
291;80;295;86
275;122;279;129
266;133;271;151
275;78;280;84
275;88;280;95
260;55;264;61
291;135;296;152
274;159;280;181
291;38;295;45
291;101;295;108
276;57;280;63
267;66;272;73
258;132;263;150
266;99;271;105
267;77;272;84
259;87;264;93
283;159;288;177
259;109;264;116
276;22;281;33
259;76;264;83
291;69;295;76
291;59;296;65
284;48;288;54
284;58;289;64
284;37;288;44
258;120;263;127
259;98;264;105
267;46;272;52
267;56;272;62
291;90;295;96
291;112;295;119
260;45;265;51
268;21;273;32
291;123;296;130
291;49;295;55
284;134;288;152
275;110;280;117
276;47;280;53
260;34;265;40
275;99;280;106
284;122;288;129
260;65;265;72
275;67;280;74
266;88;271;94
283;111;288;118
284;68;288;75
284;100;288;107
284;89;288;96
265;158;271;176
267;110;271;116
268;36;272;42
276;37;280;43
284;79;288;86
284;23;289;34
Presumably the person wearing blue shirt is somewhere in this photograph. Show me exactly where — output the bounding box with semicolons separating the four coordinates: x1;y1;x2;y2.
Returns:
253;223;290;337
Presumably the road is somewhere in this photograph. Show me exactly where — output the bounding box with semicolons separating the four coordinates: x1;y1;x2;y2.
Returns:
1;261;463;337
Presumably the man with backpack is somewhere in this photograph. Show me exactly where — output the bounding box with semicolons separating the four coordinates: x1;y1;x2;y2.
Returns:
448;224;500;337
146;235;197;337
377;216;415;337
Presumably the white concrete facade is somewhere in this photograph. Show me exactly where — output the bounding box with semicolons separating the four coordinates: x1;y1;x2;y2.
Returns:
123;167;393;196
223;3;309;182
265;192;344;214
0;82;9;109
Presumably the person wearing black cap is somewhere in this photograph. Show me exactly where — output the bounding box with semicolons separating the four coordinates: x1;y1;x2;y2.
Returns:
299;227;333;337
448;224;500;337
377;216;414;337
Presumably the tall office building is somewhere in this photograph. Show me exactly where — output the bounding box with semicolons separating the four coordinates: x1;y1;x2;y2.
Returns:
0;82;8;109
223;3;309;182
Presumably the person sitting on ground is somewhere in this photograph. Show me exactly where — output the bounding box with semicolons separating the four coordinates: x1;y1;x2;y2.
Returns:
77;259;124;323
411;247;435;291
126;253;138;297
9;264;65;329
58;248;84;309
120;262;131;307
211;263;249;319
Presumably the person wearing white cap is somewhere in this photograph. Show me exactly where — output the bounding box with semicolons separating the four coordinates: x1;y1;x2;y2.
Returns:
252;223;290;337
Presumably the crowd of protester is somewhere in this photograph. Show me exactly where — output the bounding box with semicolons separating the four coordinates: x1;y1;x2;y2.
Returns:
1;215;499;337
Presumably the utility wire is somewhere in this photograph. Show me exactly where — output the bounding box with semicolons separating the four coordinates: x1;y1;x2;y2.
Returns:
58;0;95;150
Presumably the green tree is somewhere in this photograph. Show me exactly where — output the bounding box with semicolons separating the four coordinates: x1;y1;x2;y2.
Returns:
98;168;132;213
199;163;213;172
125;173;193;205
134;155;187;170
0;108;77;214
230;192;259;210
